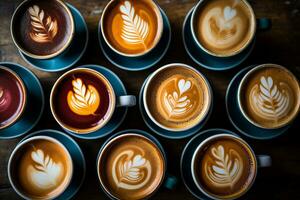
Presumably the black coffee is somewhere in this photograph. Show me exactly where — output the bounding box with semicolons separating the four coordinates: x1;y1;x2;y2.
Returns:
12;0;73;57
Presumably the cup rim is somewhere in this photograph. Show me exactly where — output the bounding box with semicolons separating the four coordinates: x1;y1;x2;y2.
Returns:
0;66;27;130
190;0;257;58
191;133;258;200
237;63;300;129
7;135;74;200
100;0;164;57
97;132;166;200
10;0;75;60
50;67;116;134
143;63;213;132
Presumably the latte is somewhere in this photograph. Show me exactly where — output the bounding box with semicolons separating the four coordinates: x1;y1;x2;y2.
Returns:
101;0;163;56
11;0;74;59
144;64;212;131
0;66;26;129
239;64;300;129
193;0;255;56
51;68;115;134
8;136;73;200
192;134;256;199
98;133;165;200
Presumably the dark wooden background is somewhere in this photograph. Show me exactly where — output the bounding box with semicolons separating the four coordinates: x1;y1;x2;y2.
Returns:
1;0;300;199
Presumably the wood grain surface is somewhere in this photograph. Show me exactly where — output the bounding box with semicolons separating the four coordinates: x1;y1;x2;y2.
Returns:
0;0;300;199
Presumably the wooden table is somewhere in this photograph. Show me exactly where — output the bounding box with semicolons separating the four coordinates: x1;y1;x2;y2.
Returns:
0;0;300;199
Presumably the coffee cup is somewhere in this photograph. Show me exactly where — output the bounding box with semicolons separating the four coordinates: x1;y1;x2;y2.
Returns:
237;64;300;129
0;66;27;130
100;0;164;57
190;133;271;200
11;0;75;60
142;63;213;132
97;129;177;199
8;135;73;200
50;67;136;134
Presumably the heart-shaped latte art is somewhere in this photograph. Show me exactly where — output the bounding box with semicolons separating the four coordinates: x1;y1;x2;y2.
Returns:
223;6;237;22
178;79;191;95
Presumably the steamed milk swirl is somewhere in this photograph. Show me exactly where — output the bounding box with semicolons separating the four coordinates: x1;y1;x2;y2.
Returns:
196;0;254;56
194;136;256;199
99;134;165;200
240;64;300;129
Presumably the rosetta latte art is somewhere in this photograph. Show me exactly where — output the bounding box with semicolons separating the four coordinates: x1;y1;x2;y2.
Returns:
112;149;151;190
28;5;58;43
249;76;291;120
204;145;243;188
163;79;193;118
27;149;63;189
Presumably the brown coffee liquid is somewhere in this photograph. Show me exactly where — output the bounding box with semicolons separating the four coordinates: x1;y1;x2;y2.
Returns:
240;64;300;128
13;139;72;199
0;67;26;129
146;66;211;130
194;136;256;199
103;0;161;55
195;0;254;56
99;134;165;200
12;0;73;56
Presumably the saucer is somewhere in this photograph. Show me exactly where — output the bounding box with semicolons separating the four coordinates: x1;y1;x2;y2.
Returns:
226;65;290;139
181;128;237;199
182;8;255;71
0;62;44;139
20;4;89;72
98;7;171;71
21;129;86;200
64;65;128;139
139;78;213;139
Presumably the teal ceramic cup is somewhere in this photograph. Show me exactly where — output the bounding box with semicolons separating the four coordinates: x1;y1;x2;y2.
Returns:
96;129;177;199
184;0;271;70
181;129;271;200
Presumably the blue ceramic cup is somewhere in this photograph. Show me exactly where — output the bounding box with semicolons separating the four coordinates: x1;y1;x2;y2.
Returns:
140;63;213;139
96;129;177;199
184;0;271;70
181;128;271;200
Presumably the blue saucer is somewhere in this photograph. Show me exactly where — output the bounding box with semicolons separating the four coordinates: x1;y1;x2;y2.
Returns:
98;8;171;71
20;4;88;72
0;62;44;139
182;8;255;71
64;65;128;139
139;78;213;139
226;66;290;139
21;129;86;200
181;128;238;200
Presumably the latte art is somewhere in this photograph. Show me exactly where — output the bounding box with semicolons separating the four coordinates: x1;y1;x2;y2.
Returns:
27;149;63;190
204;145;243;188
112;149;151;190
250;76;291;120
195;0;254;56
67;78;100;116
28;5;58;43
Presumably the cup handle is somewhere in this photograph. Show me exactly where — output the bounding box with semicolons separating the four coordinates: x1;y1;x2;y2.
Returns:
257;18;272;31
116;95;136;107
257;155;272;168
163;174;178;190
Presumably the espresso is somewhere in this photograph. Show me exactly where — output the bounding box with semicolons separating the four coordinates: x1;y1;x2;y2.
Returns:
195;0;255;56
98;134;165;200
10;138;72;199
0;66;26;129
102;0;163;55
12;0;73;57
239;64;300;129
193;136;256;199
145;65;211;131
51;69;114;133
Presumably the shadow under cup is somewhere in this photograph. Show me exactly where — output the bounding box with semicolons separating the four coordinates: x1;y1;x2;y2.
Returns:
50;68;116;134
